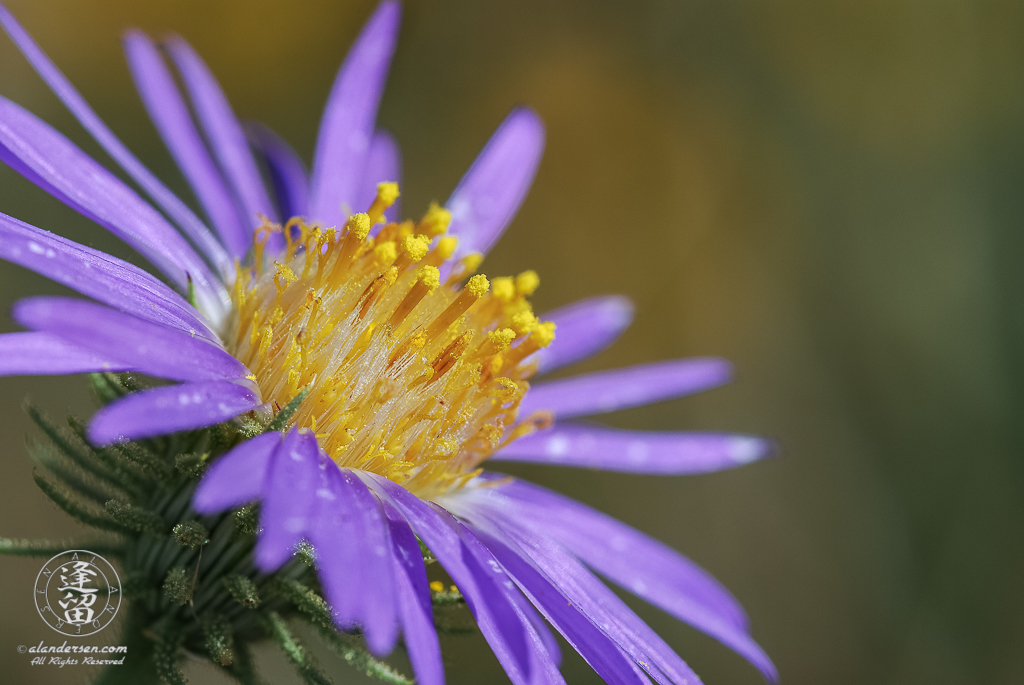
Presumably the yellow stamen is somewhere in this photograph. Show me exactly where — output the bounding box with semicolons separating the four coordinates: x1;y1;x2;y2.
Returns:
424;236;458;267
389;265;441;329
328;213;372;287
229;182;546;497
373;240;397;265
253;219;277;277
515;270;540;296
430;331;473;383
393;234;431;273
367;182;400;224
491;276;515;303
415;202;451;238
425;275;489;341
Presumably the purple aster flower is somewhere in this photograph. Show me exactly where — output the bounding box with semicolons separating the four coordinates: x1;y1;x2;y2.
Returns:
0;2;777;683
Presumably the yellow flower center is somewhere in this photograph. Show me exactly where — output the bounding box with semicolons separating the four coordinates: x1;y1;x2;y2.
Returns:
228;184;553;496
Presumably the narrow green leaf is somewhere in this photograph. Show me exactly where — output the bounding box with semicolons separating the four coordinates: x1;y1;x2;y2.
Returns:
0;537;122;558
152;626;187;685
105;500;165;536
64;414;148;497
220;641;263;685
112;442;171;480
266;385;311;433
175;453;207;479
32;474;128;534
27;405;109;481
28;440;116;505
172;521;209;549
270;578;333;627
271;579;412;685
202;613;235;666
261;610;333;685
223;575;261;609
233;506;260;539
89;372;127;404
162;567;192;606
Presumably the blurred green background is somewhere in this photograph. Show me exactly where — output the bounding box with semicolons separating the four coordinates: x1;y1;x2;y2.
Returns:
1;0;1023;683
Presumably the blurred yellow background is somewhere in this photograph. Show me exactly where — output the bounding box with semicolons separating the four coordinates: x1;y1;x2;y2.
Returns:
1;0;1022;683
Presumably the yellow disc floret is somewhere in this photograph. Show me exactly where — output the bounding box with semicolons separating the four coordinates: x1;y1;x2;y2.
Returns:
228;189;553;497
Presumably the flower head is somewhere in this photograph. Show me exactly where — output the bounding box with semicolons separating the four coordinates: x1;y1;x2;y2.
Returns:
0;2;777;683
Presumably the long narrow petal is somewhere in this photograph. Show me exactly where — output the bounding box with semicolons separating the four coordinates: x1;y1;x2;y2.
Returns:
506;582;563;669
382;501;444;685
0;212;218;342
534;296;634;375
464;478;779;681
519;358;732;419
438;506;565;685
192;431;281;514
246;122;309;220
477;528;650;685
255;428;320;570
494;424;774;474
472;478;749;630
0;332;129;376
123;31;249;257
87;380;259;444
361;473;542;684
355;130;402;230
311;467;398;655
165;36;278;228
446;108;545;265
0;5;233;285
455;501;702;685
309;1;401;228
13;297;250;383
0;95;225;315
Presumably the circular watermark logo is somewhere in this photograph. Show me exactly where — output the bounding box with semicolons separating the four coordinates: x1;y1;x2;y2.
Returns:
34;550;121;636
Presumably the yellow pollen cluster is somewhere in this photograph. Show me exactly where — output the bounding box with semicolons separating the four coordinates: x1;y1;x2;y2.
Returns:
228;186;555;497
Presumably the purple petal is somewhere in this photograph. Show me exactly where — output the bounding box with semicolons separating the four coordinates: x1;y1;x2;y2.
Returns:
0;332;130;376
382;502;444;685
446;108;545;264
246;122;309;220
534;296;634;375
477;528;650;685
310;1;401;228
255;429;320;570
361;473;541;683
165;36;278;228
311;467;398;655
0;5;233;284
437;507;564;685
13;297;250;383
0;94;226;316
454;500;702;685
0;212;218;343
192;431;282;514
480;478;748;629
519;358;732;420
356;130;402;230
507;581;563;668
123;30;249;257
468;478;779;681
87;380;259;444
494;424;773;474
